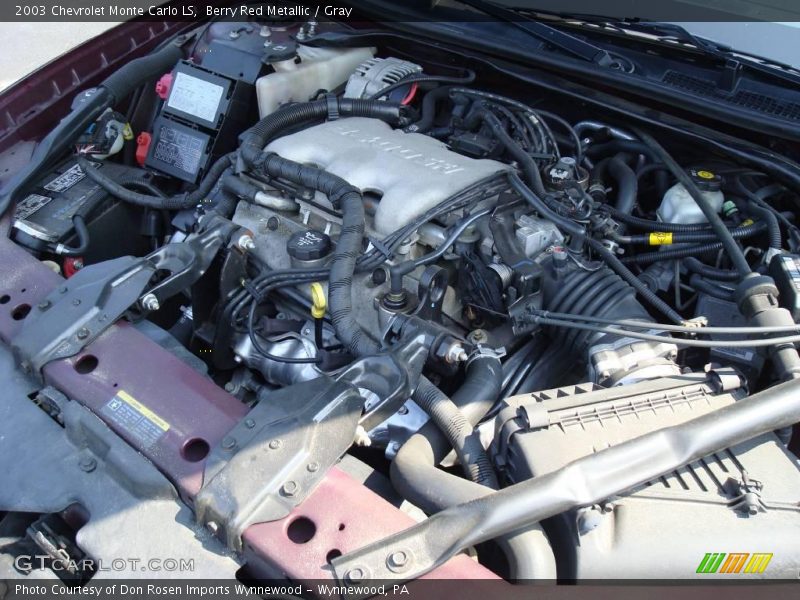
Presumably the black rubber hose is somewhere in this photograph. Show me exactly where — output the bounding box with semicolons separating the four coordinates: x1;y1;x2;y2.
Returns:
623;242;725;265
632;127;752;276
186;152;237;205
409;86;454;133
101;40;185;104
615;221;767;245
240;98;403;164
605;207;712;232
587;156;611;202
367;71;476;100
509;174;683;323
53;215;90;257
77;157;193;210
683;256;741;282
745;200;781;249
116;176;167;198
222;173;260;204
607;155;638;215
394;353;503;507
412;376;498;489
689;274;734;300
0;39;185;217
480;109;547;196
250;152;379;356
77;153;235;210
392;356;556;578
585;139;658;162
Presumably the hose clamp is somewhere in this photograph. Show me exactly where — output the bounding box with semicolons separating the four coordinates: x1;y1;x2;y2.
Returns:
325;93;340;121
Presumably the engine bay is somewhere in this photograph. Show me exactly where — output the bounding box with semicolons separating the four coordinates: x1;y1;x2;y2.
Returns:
1;18;800;584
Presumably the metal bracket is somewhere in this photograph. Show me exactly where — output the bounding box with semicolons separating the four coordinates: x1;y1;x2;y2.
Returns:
346;333;428;432
10;219;233;378
195;376;364;551
194;334;428;551
11;256;156;377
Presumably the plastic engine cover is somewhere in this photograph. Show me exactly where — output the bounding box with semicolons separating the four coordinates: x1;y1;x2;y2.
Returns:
265;117;509;236
495;375;800;579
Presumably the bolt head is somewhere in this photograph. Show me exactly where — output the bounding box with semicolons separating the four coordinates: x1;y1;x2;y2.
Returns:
142;294;160;312
345;567;365;583
222;437;236;450
307;462;319;472
269;439;282;450
38;300;51;310
76;328;90;340
389;550;408;567
238;234;256;251
244;418;256;429
445;343;468;364
79;456;96;472
281;480;298;497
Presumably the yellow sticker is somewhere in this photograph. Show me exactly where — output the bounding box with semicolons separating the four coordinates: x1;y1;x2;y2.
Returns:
101;390;170;448
649;232;674;245
742;218;754;226
122;123;134;141
116;390;170;431
696;170;715;179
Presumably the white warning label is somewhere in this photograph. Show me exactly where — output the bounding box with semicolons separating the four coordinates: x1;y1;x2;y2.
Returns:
167;72;224;123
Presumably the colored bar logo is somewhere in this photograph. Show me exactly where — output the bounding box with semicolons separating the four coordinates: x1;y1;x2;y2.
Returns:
696;553;773;574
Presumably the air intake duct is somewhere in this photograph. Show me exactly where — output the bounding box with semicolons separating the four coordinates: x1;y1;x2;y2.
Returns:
541;252;680;385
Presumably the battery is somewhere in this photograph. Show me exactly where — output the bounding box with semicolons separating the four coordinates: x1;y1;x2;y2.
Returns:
12;159;129;254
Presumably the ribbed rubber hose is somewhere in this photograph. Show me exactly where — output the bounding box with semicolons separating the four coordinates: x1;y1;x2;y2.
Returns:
240;98;403;164
391;354;557;579
606;207;712;232
412;376;498;489
746;200;782;249
616;221;768;245
250;153;379;357
621;224;768;265
77;153;235;210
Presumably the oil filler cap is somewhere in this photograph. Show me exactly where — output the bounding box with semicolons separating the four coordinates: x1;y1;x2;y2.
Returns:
287;229;332;261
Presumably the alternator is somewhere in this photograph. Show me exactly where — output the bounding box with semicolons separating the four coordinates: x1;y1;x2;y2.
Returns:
344;57;422;99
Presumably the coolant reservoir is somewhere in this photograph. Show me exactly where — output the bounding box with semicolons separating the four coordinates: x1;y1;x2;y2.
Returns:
657;168;724;224
256;45;375;117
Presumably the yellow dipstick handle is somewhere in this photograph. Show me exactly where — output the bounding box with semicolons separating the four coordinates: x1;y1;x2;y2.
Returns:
310;282;327;319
